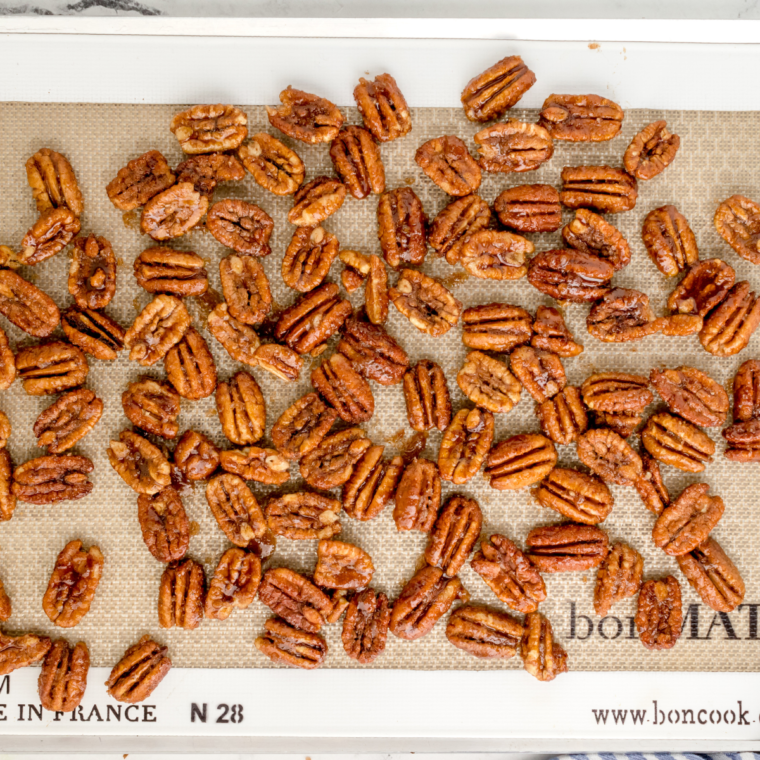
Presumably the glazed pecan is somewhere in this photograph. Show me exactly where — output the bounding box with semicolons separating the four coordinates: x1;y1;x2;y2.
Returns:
342;447;403;521
562;209;631;271
389;566;464;640
531;307;582;357
700;281;760;356
537;386;589;445
667;259;735;317
34;388;103;453
220;447;289;485
723;419;760;461
265;492;341;540
282;226;339;292
68;234;117;309
461;55;535;122
337;316;408;385
61;307;125;361
300;427;371;490
254;343;303;381
173;430;220;482
207;303;260;366
205;548;261;621
108;430;171;495
439;407;494;484
474;120;553;173
26;148;83;216
509;345;565;402
526;523;609;573
538;93;623;141
650;366;728;427
0;269;60;337
456;350;521;414
425;495;482;577
733;359;760;421
462;303;532;352
634;453;670;515
624;120;680;180
365;254;389;325
314;539;374;589
653;482;724;556
21;208;80;265
0;328;14;390
446;605;523;659
577;428;643;487
140;183;208;241
271;393;337;461
587;288;663;342
259;567;333;632
106;150;175;211
460;230;532;280
403;360;452;432
394;457;441;531
158;559;205;630
125;294;190;366
641;412;715;472
38;639;89;713
137;487;189;563
171;104;247;154
390;269;461;337
133;247;207;297
560;166;638;214
16;341;88;396
207;199;273;257
0;450;16;522
485;434;556;491
238;132;305;195
340;248;371;293
528;249;614;303
122;377;180;439
13;454;93;504
661;313;704;337
266;87;344;144
581;372;652;415
106;635;171;704
342;588;391;663
206;472;269;549
493;184;562;234
330;125;385;199
642;205;699;277
164;327;217;399
533;467;613;524
715;194;760;264
520;612;568;682
175;152;245;197
354;73;411;142
677;537;745;613
428;194;492;266
635;576;682;650
0;413;9;454
594;542;643;617
255;617;327;669
0;633;51;675
216;370;265;444
311;352;374;423
377;187;427;268
288;177;347;227
415;135;481;196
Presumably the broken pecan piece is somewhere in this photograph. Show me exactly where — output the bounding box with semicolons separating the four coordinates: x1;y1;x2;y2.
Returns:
164;327;217;399
700;280;760;356
175;152;245;197
641;411;715;472
447;605;523;659
140;183;208;241
311;352;374;423
68;234;117;309
485;433;557;490
239;132;305;195
537;386;588;445
460;230;532;280
520;612;568;681
653;482;724;556
676;537;745;613
461;55;535;122
16;341;88;396
577;428;643;487
255;617;327;669
528;249;614;303
314;539;374;590
330;125;385;199
425;495;482;577
265;492;341;540
34;388;103;453
299;427;371;491
21;208;80;265
624;120;680;180
342;588;391;664
563;208;631;271
171;104;247;154
106;636;171;704
337;315;408;386
205;548;261;621
61;307;124;361
282;226;339;292
108;431;171;495
457;350;521;414
137;487;189;563
526;523;609;573
0;632;51;675
560;165;638;214
475;120;554;173
635;576;682;650
715;194;760;264
13;455;93;504
354;73;411;142
403;360;452;432
667;258;735;316
533;467;613;525
106;150;175;211
38;639;89;713
415;135;481;196
394;457;441;532
531;306;583;356
390;269;462;337
650;366;728;427
342;447;403;521
493;184;561;233
259;567;333;632
439;407;494;484
173;430;220;482
26;148;83;217
207;198;273;257
271;393;337;461
642;205;699;277
122;376;180;439
377;187;427;268
133;247;207;297
216;370;265;445
587;288;664;342
428;194;492;266
538;93;623;141
0;269;60;338
267;87;344;144
158;558;205;630
43;539;103;627
124;294;191;366
594;542;643;617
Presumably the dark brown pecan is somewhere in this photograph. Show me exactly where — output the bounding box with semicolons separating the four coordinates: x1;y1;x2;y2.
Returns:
311;352;374;423
723;419;760;461
677;537;745;613
365;254;389;325
239;132;305;195
342;588;390;663
636;576;682;650
275;283;352;356
537;386;588;445
538;93;623;141
106;150;175;211
642;205;699;277
259;567;333;632
16;341;88;396
403;360;451;432
26;148;83;216
485;434;556;490
593;542;643;617
61;307;124;361
560;166;638;214
390;566;464;640
587;288;664;342
140;183;207;241
125;294;191;366
581;372;652;414
509;345;565;402
122;376;180;439
34;388;103;453
493;184;561;233
668;259;735;316
256;617;327;668
425;495;482;576
0;450;15;521
650;366;728;427
428;194;492;266
337;315;408;385
108;430;171;495
342;446;403;521
354;73;411;142
314;539;374;589
446;605;523;659
474;121;553;173
137;487;189;563
175;152;245;196
415;135;481;196
206;472;269;549
533;467;613;524
220;447;289;485
272;393;337;461
461;55;535;122
562;208;631;271
0;269;60;337
21;208;80;265
462;303;532;352
577;428;643;487
133;247;207;297
624;120;680;180
13;454;93;504
0;327;14;390
207;198;273;257
207;303;261;366
299;427;371;490
38;639;89;713
528;249;614;303
439;407;494;484
173;430;220;482
42;540;103;627
461;230;532;280
520;612;568;682
158;559;205;630
329;125;385;199
526;523;609;573
216;370;265;445
164;327;217;399
68;234;116;309
634;453;670;515
377;187;427;268
456;350;521;414
642;412;715;472
715;194;760;264
653;482;724;556
733;358;760;421
265;492;341;540
106;635;171;704
282;226;339;292
390;269;462;337
700;281;760;356
0;633;51;675
170;104;247;154
254;343;303;381
288;177;346;227
205;548;261;620
394;457;441;531
267;87;344;144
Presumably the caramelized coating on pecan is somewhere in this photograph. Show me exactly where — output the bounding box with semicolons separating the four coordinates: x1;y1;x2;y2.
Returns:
634;453;670;515
122;376;180;439
21;208;80;265
61;307;125;361
254;343;303;382
676;537;745;613
282;226;339;292
288;177;347;227
205;548;261;621
171;104;247;154
457;350;521;414
314;539;374;590
587;288;664;343
474;121;553;173
238;132;305;195
300;428;372;491
106;635;171;704
525;523;609;573
330;125;385;199
520;612;568;682
390;269;462;337
206;472;270;549
0;269;60;337
0;450;17;522
69;234;117;309
175;152;245;196
134;247;207;297
723;419;760;462
272;393;338;461
447;605;524;660
365;254;390;325
462;303;532;352
164;327;217;400
733;358;760;421
461;55;535;122
354;73;411;142
533;467;613;525
624;120;680;180
428;194;492;266
259;567;333;632
394;457;441;532
510;345;566;403
311;352;374;423
16;341;88;396
216;370;265;445
537;386;588;445
207;303;261;366
255;617;327;669
581;372;652;414
342;447;403;521
439;407;494;484
137;487;189;563
538;94;623;142
667;258;735;317
493;184;561;234
13;454;94;504
653;482;724;556
560;166;638;214
531;306;583;357
265;492;341;540
641;412;715;473
594;542;643;617
460;230;532;280
485;434;557;491
267;87;344;144
0;632;51;675
26;148;84;217
38;639;89;713
425;495;482;577
0;327;14;391
158;558;206;630
108;430;171;495
635;577;682;650
528;249;614;303
642;205;699;277
403;360;452;432
415;135;481;196
337;315;408;385
650;366;728;427
207;199;274;257
220;446;289;485
124;294;191;366
0;413;8;452
342;588;391;663
563;209;631;271
140;183;208;241
106;150;176;211
34;388;103;454
577;428;643;487
173;430;220;482
377;187;427;268
700;281;760;356
714;194;760;265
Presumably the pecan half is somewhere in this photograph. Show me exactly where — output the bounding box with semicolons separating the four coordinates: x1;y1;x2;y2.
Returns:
267;87;344;144
560;166;638;214
220;447;289;485
134;247;207;297
175;152;245;197
282;226;339;292
377;187;427;268
715;194;760;264
61;307;124;361
342;588;391;663
733;358;760;421
460;230;532;280
171;104;247;154
624;120;680;180
254;343;303;381
158;559;205;630
207;303;260;366
21;208;80;265
38;640;89;713
446;605;523;659
462;303;532;352
394;457;441;531
238;132;305;195
137;487;189;563
641;412;715;472
365;254;389;325
650;366;728;427
722;419;760;461
205;548;261;621
13;454;93;504
587;288;664;342
528;249;614;303
26;148;83;216
354;73;411;142
563;208;631;271
299;427;371;491
594;542;643;617
577;428;643;487
106;150;175;211
207;199;273;257
537;386;588;445
271;393;337;461
509;345;565;402
173;430;220;482
439;407;494;484
533;467;613;525
526;523;609;573
520;612;568;681
108;431;171;495
259;567;333;632
256;617;327;668
330;125;385;199
68;234;116;309
125;294;191;366
0;269;60;337
485;434;556;491
0;413;8;452
642;205;699;277
667;258;735;316
122;377;180;439
0;327;14;390
428;194;492;266
677;537;745;613
461;55;535;122
493;184;561;233
474;121;553;173
390;269;462;337
636;576;682;650
140;183;208;241
216;370;265;445
0;450;17;521
415;135;481;196
288;177;346;227
700;281;760;356
653;482;724;556
164;327;217;399
337;315;408;385
425;495;482;577
581;372;652;414
314;539;374;590
265;492;341;540
206;472;269;548
16;341;88;396
403;360;451;432
0;633;51;675
538;93;623;141
311;352;374;423
634;453;670;515
342;447;403;521
457;350;521;414
106;636;171;704
34;388;103;453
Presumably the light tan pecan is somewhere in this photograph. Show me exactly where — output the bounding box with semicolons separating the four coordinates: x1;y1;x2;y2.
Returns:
474;121;553;173
394;457;441;532
259;567;333;632
460;229;532;281
140;183;207;241
520;612;568;681
33;388;103;453
531;306;583;357
158;559;205;630
377;187;428;268
271;393;337;461
526;523;609;573
461;55;535;122
577;428;643;487
0;632;51;675
700;281;760;356
635;577;682;650
528;249;615;303
594;542;643;617
68;234;116;309
15;341;88;396
462;303;532;352
425;495;482;577
133;247;207;297
624;120;680;180
311;352;374;423
164;327;217;399
0;450;16;522
122;376;180;439
493;184;561;233
447;605;523;659
314;539;374;590
365;254;389;325
170;104;247;154
642;205;699;276
137;487;189;563
238;132;305;195
205;548;261;621
38;639;89;713
390;269;462;337
207;198;273;257
641;412;715;472
415;135;481;196
299;427;371;491
173;430;220;482
26;148;83;216
175;152;245;197
538;93;623;141
634;453;670;515
330;125;385;199
61;307;124;361
106;150;175;211
509;345;565;402
403;360;452;432
560;165;638;214
439;407;494;484
668;258;735;317
653;482;724;556
255;617;327;669
337;315;408;385
106;636;171;704
220;447;289;486
21;208;80;265
288;177;346;227
563;208;631;271
266;87;344;144
428;194;492;266
125;294;190;366
354;73;411;142
676;537;745;613
456;351;521;414
537;386;589;445
650;366;728;427
342;588;391;663
206;472;269;548
533;467;613;525
108;431;171;495
282;226;339;292
0;269;60;337
485;434;557;490
265;491;341;540
216;370;265;445
342;446;403;521
715;194;760;264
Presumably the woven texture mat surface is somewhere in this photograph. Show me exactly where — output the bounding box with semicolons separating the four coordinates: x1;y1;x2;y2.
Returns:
0;103;758;672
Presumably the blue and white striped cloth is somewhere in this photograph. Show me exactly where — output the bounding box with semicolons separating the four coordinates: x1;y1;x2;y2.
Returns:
564;754;759;760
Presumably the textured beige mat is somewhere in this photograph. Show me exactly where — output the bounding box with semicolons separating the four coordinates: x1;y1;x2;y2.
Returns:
0;103;758;671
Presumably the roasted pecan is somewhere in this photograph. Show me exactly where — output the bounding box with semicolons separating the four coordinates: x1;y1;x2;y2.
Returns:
13;454;93;504
642;412;715;472
220;447;289;485
493;184;561;233
0;632;51;675
526;523;609;573
158;559;205;630
577;428;643;487
125;294;190;366
485;434;556;491
462;303;532;353
593;542;643;617
282;226;339;292
340;249;371;292
275;283;352;356
265;492;341;540
377;187;427;268
650;366;728;427
134;247;207;297
624;120;680;180
642;205;699;277
342;446;403;521
0;413;8;452
106;635;171;704
439;407;494;484
461;55;535;122
207;303;260;366
38;639;89;713
329;125;385;199
460;230;532;280
635;577;682;650
403;360;452;432
394;457;441;531
26;148;83;216
16;341;88;396
587;288;664;343
634;453;670;515
311;352;374;423
0;269;60;337
299;427;371;490
254;343;303;381
314;539;374;590
661;313;704;337
0;327;14;390
509;345;565;402
106;150;175;211
700;281;760;356
206;472;269;549
271;393;337;461
140;183;207;241
342;588;390;663
533;467;613;524
677;536;745;613
175;152;245;196
122;377;180;439
667;259;735;316
20;208;80;265
205;548;261;621
653;482;724;556
428;194;492;266
390;269;462;337
446;605;523;659
722;419;760;461
255;617;327;668
288;176;346;227
207;199;273;257
61;307;124;361
715;194;760;264
474;121;553;173
173;430;220;482
528;249;614;303
456;350;521;414
733;359;760;421
538;93;623;141
563;208;631;271
389;566;464;640
560;166;638;214
239;132;305;195
581;372;652;415
520;612;568;681
137;487;189;563
164;327;217;399
0;450;16;522
354;73;411;142
108;431;171;495
259;567;333;632
537;386;589;445
415;135;481;196
425;495;482;577
337;315;408;385
593;411;641;438
365;254;389;325
34;388;103;453
170;104;247;153
68;234;116;309
216;370;265;445
267;87;344;144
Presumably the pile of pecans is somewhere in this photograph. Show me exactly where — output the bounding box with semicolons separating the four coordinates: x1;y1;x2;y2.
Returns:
0;53;758;706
